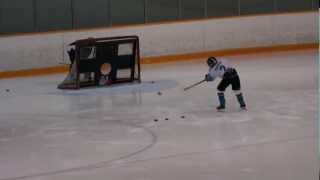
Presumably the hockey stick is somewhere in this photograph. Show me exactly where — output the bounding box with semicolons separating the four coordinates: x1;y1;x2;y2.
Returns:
183;79;206;91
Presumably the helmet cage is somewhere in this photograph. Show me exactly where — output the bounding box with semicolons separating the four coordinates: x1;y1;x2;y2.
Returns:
207;57;217;67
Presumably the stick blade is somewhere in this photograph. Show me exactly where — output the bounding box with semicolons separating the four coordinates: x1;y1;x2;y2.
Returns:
183;87;190;91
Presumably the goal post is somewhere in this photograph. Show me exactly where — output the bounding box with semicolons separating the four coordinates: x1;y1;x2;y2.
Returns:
58;35;141;89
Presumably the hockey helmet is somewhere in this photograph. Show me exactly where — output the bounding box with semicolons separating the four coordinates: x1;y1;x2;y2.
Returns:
207;57;217;67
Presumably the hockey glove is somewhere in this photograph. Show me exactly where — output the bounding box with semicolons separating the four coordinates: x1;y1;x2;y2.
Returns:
205;74;214;81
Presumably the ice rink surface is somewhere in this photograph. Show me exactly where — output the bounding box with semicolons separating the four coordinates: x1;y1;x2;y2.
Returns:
0;50;318;180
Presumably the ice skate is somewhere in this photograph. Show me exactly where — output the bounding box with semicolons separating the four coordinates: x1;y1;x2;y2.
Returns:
216;105;226;112
240;105;247;111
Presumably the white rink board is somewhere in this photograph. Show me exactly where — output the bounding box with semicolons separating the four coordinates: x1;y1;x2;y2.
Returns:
0;12;318;71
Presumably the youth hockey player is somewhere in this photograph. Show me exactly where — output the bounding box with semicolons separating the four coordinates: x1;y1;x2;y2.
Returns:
205;57;247;111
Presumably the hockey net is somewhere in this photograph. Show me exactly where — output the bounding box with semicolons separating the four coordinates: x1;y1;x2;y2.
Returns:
58;36;141;89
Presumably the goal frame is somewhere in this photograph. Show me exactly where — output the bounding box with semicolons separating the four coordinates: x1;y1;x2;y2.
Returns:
58;35;141;89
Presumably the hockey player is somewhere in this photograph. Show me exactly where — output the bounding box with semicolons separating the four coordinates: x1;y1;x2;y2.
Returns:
205;57;246;111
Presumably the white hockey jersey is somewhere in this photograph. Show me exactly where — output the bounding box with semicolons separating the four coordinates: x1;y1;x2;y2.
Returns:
208;58;232;81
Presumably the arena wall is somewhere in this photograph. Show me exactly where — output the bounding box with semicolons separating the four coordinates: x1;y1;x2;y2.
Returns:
0;11;317;75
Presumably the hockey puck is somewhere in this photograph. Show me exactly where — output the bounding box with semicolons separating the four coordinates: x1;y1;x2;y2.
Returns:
165;118;169;121
180;115;185;119
5;89;10;92
151;81;155;84
154;119;158;122
157;92;162;96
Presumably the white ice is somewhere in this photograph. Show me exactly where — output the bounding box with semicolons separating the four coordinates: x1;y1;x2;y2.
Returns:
0;50;317;180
